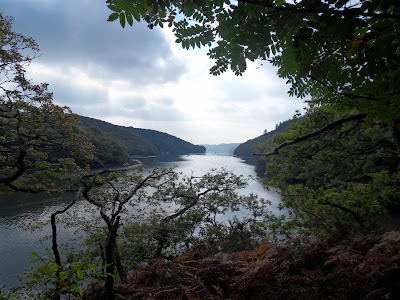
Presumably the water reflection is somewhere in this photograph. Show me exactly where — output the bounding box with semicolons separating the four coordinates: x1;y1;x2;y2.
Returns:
0;192;75;223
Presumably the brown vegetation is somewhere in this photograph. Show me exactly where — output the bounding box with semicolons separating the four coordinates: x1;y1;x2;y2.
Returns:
83;231;400;299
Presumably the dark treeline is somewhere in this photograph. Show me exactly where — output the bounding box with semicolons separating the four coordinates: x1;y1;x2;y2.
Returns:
78;115;205;167
233;120;291;157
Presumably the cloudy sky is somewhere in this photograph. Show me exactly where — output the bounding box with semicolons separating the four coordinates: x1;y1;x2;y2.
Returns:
1;0;306;145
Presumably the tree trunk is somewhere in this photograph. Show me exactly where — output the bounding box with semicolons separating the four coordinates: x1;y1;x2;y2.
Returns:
50;190;80;300
114;243;127;284
104;216;120;300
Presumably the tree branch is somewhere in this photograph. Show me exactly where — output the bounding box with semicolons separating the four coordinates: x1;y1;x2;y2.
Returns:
51;188;82;267
319;200;364;228
255;112;368;156
305;117;363;158
310;76;377;101
0;149;27;184
239;0;400;20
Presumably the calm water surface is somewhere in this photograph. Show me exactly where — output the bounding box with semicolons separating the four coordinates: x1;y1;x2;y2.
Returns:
0;154;282;288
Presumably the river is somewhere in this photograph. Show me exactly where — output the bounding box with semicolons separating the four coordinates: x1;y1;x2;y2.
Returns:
0;153;282;289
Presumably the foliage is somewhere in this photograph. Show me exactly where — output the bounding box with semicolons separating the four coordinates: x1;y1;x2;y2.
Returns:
82;126;130;167
106;0;400;165
9;251;111;300
78;115;158;156
130;127;206;154
263;106;400;240
233;119;291;157
78;115;206;157
0;14;93;194
23;251;84;299
73;167;274;294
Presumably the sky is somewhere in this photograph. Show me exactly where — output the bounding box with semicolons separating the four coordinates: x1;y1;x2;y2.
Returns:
0;0;306;145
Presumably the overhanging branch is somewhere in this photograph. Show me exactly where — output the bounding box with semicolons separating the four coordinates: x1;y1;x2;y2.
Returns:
239;0;400;20
0;149;27;184
255;112;368;156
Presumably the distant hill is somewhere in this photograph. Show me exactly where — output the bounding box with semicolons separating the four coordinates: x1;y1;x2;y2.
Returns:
77;115;206;166
129;128;206;155
233;120;291;157
82;126;130;166
202;143;241;155
77;116;158;156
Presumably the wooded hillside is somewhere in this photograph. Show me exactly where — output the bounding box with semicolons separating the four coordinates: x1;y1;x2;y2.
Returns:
129;127;206;155
77;115;206;166
78;116;158;156
233;120;291;157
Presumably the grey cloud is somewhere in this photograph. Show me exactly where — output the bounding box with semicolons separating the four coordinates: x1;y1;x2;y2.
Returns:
123;104;185;122
118;97;147;110
158;97;174;106
73;95;185;122
49;81;108;106
0;0;186;84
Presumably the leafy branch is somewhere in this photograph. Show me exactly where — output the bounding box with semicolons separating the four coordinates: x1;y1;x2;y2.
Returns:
255;112;368;156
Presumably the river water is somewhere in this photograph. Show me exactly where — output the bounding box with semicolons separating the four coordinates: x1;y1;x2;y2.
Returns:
0;153;281;289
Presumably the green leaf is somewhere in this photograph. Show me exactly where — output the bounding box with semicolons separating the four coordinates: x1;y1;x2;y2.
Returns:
132;9;141;22
107;4;121;13
87;263;96;271
119;12;126;28
32;272;43;283
71;287;83;293
77;269;84;280
48;263;58;273
108;13;119;22
126;13;133;26
31;251;39;258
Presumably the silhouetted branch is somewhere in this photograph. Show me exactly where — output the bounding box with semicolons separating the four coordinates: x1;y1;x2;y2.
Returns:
255;113;368;156
239;0;400;20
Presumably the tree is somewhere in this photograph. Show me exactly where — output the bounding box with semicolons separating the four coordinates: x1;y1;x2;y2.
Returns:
80;167;179;299
71;167;272;298
0;14;93;194
140;168;271;258
261;106;400;240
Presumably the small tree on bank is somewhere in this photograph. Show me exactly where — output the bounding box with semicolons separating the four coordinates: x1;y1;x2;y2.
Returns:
78;167;273;299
